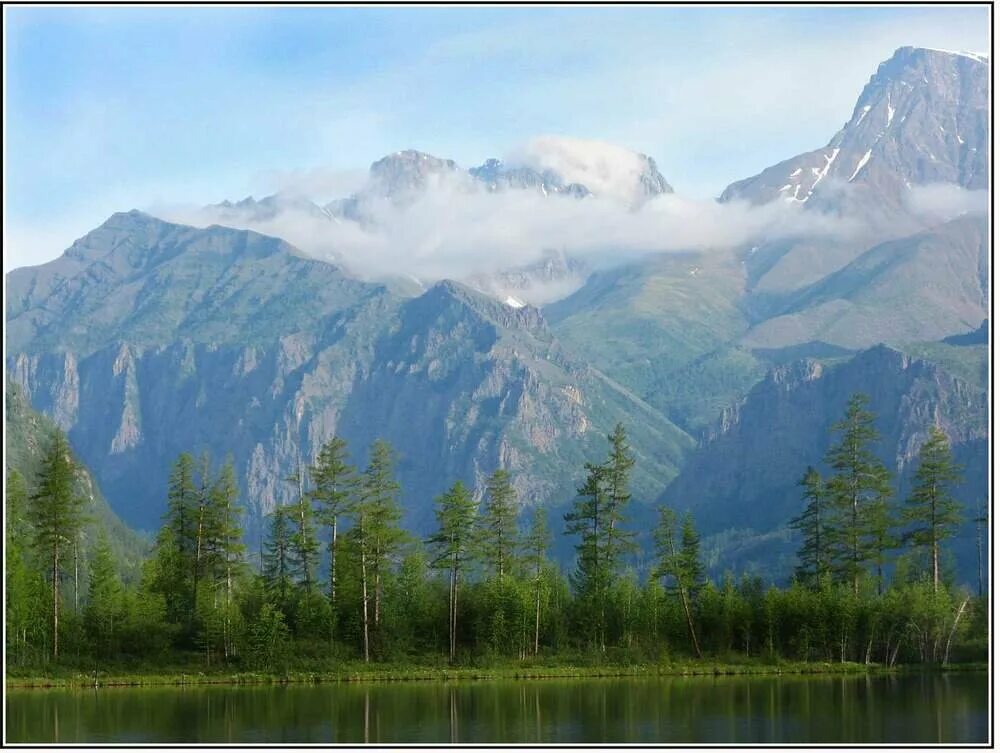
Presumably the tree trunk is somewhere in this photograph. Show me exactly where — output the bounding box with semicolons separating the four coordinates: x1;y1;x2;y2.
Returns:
329;515;338;608
361;545;370;663
679;587;701;658
52;544;60;661
943;597;970;666
534;572;541;656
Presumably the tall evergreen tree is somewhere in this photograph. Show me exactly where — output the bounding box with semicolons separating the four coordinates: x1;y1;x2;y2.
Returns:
564;461;609;649
352;440;406;661
825;393;892;594
427;481;478;662
790;467;830;589
309;437;356;610
263;505;293;611
902;427;964;592
481;469;519;579
28;433;87;660
602;423;638;573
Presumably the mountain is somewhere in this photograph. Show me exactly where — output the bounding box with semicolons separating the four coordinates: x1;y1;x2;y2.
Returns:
545;252;763;432
721;47;987;214
742;214;987;349
723;46;987;299
6;381;148;582
7;214;692;540
663;344;988;579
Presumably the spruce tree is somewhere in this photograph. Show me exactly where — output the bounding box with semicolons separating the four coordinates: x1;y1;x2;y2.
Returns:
263;505;293;611
825;393;892;595
564;461;608;649
29;433;87;660
790;466;829;589
427;480;478;662
902;427;964;592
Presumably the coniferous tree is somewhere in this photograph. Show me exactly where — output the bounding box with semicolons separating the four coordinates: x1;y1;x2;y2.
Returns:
654;506;702;658
790;467;830;589
564;461;608;649
352;439;406;661
85;535;124;658
825;393;892;594
603;423;638;573
902;427;964;592
524;507;551;655
263;505;293;611
284;463;319;592
28;433;87;661
481;469;519;579
207;459;244;657
427;481;478;662
6;469;49;666
309;437;356;610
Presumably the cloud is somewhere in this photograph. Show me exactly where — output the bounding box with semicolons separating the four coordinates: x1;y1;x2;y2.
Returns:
508;136;654;204
904;183;988;221
156;155;857;304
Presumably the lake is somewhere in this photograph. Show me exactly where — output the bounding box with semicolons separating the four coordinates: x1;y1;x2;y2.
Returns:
5;671;988;744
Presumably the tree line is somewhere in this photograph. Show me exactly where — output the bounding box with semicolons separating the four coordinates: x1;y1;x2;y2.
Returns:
6;393;986;671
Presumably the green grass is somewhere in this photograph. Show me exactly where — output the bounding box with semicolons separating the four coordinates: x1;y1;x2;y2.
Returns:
6;657;911;690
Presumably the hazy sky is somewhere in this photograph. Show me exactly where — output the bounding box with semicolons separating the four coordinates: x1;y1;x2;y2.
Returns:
4;5;990;270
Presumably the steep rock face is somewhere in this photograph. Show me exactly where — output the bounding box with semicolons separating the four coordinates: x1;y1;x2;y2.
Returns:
5;382;148;579
722;47;987;298
7;218;692;540
721;47;987;212
663;344;988;577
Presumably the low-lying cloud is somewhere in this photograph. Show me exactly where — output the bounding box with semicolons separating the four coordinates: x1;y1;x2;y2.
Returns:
157;171;857;303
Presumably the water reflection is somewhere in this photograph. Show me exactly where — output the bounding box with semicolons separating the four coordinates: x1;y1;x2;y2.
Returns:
5;671;987;744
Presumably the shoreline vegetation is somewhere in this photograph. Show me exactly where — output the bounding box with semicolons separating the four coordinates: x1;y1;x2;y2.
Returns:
10;659;987;690
8;394;986;689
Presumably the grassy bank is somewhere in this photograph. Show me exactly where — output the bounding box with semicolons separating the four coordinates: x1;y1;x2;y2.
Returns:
6;658;918;689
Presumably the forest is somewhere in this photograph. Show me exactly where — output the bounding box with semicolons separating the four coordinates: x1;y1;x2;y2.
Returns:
5;392;987;677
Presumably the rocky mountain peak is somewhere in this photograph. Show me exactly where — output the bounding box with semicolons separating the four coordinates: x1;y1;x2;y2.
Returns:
368;149;462;198
720;46;987;212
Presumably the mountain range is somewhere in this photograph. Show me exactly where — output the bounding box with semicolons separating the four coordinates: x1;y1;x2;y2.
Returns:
5;46;989;580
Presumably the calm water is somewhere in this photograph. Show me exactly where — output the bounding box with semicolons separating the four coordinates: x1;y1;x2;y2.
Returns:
5;672;988;744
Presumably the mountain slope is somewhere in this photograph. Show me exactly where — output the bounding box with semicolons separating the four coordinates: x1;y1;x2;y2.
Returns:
6;382;148;581
742;214;988;349
663;344;988;580
7;218;692;539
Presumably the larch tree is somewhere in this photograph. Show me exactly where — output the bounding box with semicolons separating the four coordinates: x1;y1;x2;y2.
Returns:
285;462;319;592
902;427;964;592
309;437;356;611
352;439;406;661
481;469;519;579
825;393;892;595
524;506;552;655
654;506;703;658
427;480;478;662
29;433;87;661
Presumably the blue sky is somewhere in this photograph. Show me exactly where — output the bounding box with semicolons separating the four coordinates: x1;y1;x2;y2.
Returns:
4;5;990;269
